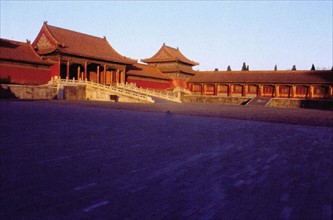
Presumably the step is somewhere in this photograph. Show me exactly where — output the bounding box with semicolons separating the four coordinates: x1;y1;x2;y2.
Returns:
246;97;272;107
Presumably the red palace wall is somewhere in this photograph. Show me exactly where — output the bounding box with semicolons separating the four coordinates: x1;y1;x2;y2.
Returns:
127;76;172;90
172;78;188;89
0;62;59;85
50;63;60;79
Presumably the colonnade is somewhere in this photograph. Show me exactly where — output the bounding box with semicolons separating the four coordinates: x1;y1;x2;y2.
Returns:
62;61;126;84
189;83;333;99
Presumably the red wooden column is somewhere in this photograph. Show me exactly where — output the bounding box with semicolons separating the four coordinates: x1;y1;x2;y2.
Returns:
200;84;203;95
77;66;81;80
275;85;280;97
84;62;87;80
115;69;120;83
291;85;296;98
120;70;125;84
242;84;247;97
258;84;263;97
329;85;333;99
57;60;61;78
203;84;207;95
66;61;70;79
110;70;113;85
309;85;314;99
228;84;232;97
97;65;100;83
104;65;107;85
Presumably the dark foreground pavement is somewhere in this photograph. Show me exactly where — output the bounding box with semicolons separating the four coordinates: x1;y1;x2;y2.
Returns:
0;100;332;219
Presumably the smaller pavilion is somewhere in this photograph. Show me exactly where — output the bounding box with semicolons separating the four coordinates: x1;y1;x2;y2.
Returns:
141;44;198;88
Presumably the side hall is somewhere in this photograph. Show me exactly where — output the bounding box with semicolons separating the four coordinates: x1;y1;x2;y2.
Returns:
0;38;56;85
188;70;333;99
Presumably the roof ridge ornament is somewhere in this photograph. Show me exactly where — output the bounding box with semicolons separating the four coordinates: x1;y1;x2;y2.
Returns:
58;42;65;47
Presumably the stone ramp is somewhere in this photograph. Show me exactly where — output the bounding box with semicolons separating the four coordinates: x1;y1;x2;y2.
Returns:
246;97;272;107
117;83;182;103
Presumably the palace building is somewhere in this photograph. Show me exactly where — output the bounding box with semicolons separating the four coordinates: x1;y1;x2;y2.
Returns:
1;22;332;101
0;38;56;85
32;21;136;85
141;43;199;88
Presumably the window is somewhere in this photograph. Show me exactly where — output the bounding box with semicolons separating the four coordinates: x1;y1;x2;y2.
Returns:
192;84;202;92
205;84;215;95
279;86;290;96
248;85;257;94
218;85;228;93
234;85;243;93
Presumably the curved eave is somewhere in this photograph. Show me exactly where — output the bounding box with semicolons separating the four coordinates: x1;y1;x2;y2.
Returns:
56;48;137;65
188;70;333;84
33;47;57;55
158;67;196;75
0;58;54;66
163;70;195;76
127;74;170;81
141;58;177;63
141;58;198;66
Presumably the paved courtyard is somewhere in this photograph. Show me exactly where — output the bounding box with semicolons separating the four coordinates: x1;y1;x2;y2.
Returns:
0;100;332;219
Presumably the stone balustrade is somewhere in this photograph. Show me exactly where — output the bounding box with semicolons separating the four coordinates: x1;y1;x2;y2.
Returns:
49;77;155;103
117;82;182;103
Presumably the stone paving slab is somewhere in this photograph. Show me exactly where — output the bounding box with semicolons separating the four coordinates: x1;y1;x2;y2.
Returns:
45;100;333;127
0;100;332;219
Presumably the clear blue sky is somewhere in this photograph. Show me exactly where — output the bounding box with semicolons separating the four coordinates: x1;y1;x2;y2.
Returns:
1;1;332;71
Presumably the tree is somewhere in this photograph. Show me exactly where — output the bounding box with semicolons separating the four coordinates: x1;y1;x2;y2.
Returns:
242;62;247;71
227;65;231;71
292;65;296;71
246;65;249;71
311;64;315;71
274;65;277;71
214;68;219;71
